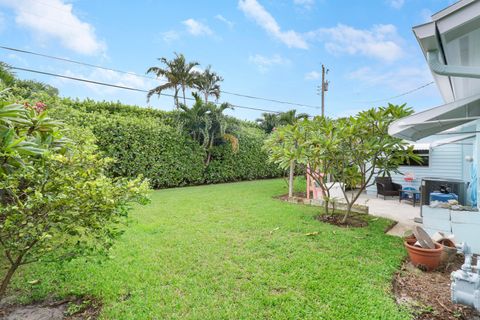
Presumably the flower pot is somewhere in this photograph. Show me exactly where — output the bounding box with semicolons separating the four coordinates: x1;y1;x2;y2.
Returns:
439;239;457;266
404;239;443;271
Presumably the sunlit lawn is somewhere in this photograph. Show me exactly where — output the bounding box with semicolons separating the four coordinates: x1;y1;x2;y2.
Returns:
7;178;410;319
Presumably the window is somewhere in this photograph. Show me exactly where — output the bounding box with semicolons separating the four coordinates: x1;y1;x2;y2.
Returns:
401;149;429;167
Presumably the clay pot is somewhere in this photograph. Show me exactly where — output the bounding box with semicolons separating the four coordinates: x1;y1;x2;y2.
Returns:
404;239;443;271
439;239;457;265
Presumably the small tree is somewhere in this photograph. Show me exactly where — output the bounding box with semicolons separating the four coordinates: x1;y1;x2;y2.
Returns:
264;122;306;198
330;104;419;223
298;117;343;215
0;95;150;300
177;93;238;165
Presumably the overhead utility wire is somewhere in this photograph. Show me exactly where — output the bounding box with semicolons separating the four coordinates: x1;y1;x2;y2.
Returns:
0;45;321;110
356;81;435;104
9;66;282;114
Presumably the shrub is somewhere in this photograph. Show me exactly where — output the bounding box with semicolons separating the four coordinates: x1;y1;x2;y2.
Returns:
28;96;283;188
0;96;149;300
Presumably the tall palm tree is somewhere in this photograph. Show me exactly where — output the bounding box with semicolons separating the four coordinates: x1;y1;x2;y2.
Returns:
177;93;236;165
257;109;309;133
194;65;223;103
0;62;15;87
177;92;210;146
146;53;199;108
278;109;309;125
256;113;279;134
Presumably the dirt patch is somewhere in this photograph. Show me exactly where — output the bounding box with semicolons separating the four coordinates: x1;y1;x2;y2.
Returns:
316;214;368;228
0;297;101;320
274;192;307;201
393;257;480;320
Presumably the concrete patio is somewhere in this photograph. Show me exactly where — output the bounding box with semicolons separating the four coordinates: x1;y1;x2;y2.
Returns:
355;192;421;236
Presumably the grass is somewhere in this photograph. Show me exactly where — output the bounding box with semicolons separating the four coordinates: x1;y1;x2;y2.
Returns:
6;178;410;319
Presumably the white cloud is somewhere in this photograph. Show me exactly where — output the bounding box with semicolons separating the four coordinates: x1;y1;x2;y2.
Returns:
182;18;213;36
249;54;290;73
161;30;180;43
386;0;404;9
294;0;315;9
215;14;234;29
347;65;433;92
0;0;105;55
312;24;404;62
305;70;320;80
238;0;308;49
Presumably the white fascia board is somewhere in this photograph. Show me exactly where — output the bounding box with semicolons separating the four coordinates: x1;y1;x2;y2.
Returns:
432;0;476;21
436;0;480;33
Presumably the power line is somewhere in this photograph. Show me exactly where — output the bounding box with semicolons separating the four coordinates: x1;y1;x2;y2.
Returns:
0;45;321;109
356;81;435;104
10;66;282;114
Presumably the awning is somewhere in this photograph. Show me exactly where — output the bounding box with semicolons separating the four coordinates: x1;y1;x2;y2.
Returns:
388;92;480;141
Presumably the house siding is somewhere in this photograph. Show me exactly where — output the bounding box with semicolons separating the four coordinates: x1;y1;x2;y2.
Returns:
366;143;473;195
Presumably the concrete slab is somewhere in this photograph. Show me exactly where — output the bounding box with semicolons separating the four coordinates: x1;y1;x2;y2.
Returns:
353;193;421;237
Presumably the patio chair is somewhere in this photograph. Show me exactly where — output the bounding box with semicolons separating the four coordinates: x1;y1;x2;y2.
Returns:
376;177;402;199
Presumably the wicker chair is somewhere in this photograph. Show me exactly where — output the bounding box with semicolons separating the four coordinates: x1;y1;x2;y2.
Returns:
376;177;402;199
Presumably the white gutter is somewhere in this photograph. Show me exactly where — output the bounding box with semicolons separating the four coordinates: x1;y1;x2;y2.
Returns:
427;50;480;79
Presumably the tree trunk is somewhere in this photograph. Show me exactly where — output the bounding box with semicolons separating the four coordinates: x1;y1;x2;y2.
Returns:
288;161;295;198
0;257;22;301
341;203;353;224
182;86;186;106
205;138;214;166
205;92;209;103
174;87;179;108
324;199;329;216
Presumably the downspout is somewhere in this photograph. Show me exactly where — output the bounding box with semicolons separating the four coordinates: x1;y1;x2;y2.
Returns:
427;50;480;79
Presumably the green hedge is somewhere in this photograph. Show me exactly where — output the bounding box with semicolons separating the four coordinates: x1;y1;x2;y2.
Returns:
47;98;282;188
205;127;283;183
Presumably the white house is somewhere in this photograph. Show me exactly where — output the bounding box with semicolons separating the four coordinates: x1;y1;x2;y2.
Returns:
388;0;480;252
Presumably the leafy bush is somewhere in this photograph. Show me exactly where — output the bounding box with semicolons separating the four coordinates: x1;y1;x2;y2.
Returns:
205;127;283;183
0;95;149;299
8;84;283;189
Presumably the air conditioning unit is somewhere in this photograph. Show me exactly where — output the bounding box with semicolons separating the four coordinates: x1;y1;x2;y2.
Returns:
421;177;467;213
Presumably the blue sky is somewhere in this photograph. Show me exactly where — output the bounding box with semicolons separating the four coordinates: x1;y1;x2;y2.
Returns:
0;0;456;120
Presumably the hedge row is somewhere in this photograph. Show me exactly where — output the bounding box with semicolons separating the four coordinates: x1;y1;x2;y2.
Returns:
49;99;283;188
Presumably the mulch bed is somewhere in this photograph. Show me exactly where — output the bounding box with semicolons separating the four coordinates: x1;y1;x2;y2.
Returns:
275;193;369;228
393;256;480;320
0;296;101;320
274;192;307;201
316;214;368;228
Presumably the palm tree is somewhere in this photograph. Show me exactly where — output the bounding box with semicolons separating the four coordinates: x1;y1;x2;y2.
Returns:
278;109;309;125
177;93;210;146
257;109;309;133
256;113;279;133
194;65;223;103
177;93;236;165
0;62;15;87
146;53;199;108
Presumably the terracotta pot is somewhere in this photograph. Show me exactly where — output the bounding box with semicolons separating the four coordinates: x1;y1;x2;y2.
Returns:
439;239;457;265
404;239;443;271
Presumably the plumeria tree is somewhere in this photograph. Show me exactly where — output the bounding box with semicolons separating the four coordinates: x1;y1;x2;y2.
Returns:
0;93;150;300
264;122;306;198
265;104;419;223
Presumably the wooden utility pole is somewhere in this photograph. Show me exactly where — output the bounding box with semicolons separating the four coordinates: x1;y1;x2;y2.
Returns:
321;65;326;116
317;64;329;117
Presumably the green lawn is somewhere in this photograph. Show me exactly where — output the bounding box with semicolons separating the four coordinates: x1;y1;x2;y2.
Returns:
7;179;410;319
